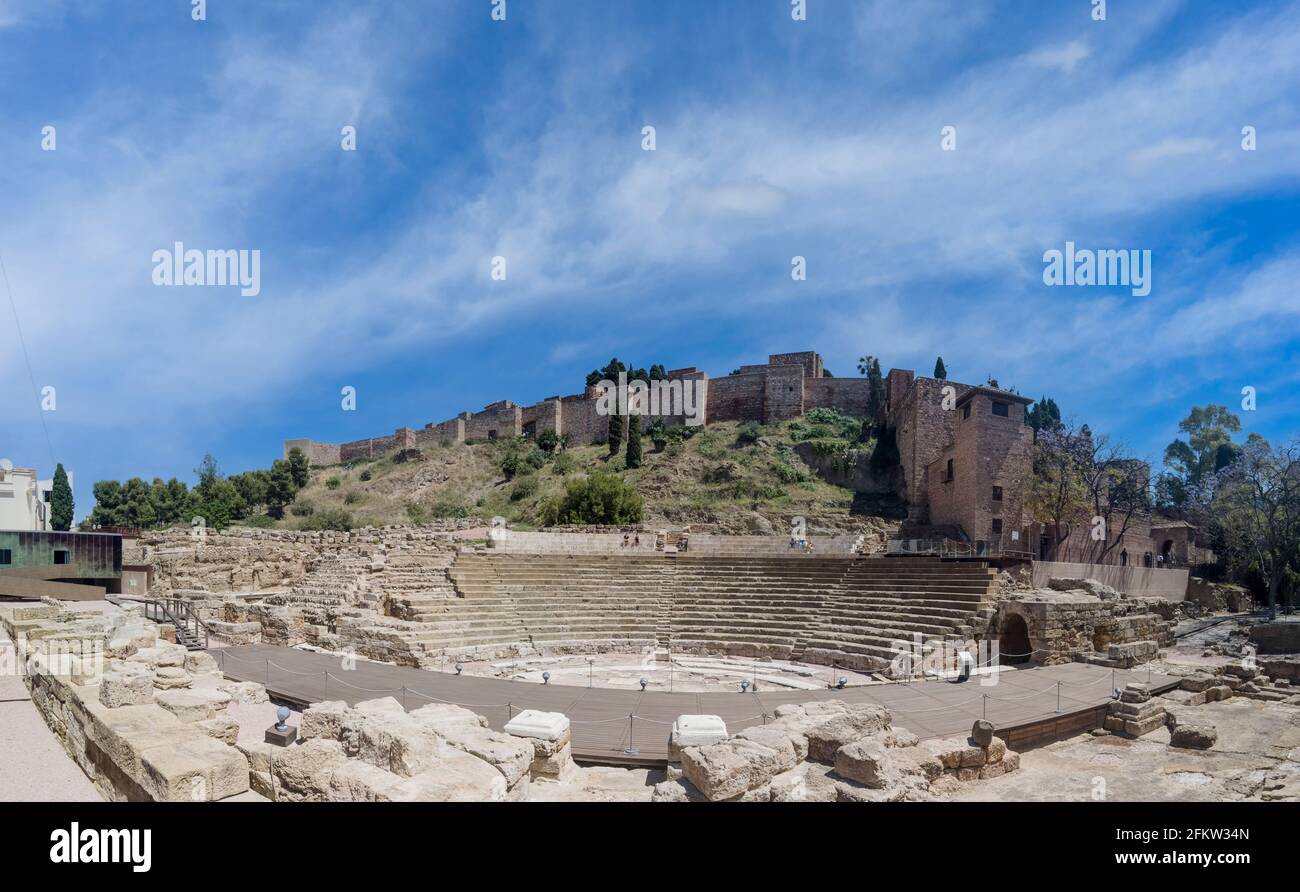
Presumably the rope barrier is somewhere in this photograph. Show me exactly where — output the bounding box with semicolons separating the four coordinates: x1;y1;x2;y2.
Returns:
268;660;329;677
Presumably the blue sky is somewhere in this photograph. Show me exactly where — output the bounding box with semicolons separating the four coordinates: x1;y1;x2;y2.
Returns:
2;0;1299;519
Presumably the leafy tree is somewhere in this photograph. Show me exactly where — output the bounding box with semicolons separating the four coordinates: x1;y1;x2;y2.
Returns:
49;463;74;531
1026;397;1062;433
119;477;158;528
501;451;521;480
231;470;270;510
1159;404;1241;513
1214;436;1300;619
543;472;643;525
286;447;311;489
933;357;947;380
265;460;297;520
625;414;643;469
87;480;124;527
649;364;668;381
1026;424;1092;560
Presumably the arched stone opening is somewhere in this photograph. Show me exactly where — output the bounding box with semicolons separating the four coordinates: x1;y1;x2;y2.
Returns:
999;613;1032;665
1160;539;1174;564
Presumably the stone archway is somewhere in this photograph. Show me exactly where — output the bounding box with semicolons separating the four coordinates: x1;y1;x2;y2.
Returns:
999;613;1032;665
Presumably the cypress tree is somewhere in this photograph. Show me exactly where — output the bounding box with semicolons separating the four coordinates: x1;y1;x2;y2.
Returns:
607;411;624;457
625;414;642;469
934;357;947;379
50;463;74;531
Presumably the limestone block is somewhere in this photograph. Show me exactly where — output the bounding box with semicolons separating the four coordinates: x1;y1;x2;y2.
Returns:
1170;724;1217;750
407;701;486;729
391;746;509;802
669;714;728;760
734;725;802;771
888;727;920;749
435;722;534;789
1205;685;1234;702
138;735;249;802
770;766;840;802
651;779;707;802
1181;674;1217;693
300;700;350;741
153;666;192;690
345;710;442;778
891;747;944;782
155;688;232;723
1119;682;1152;704
681;743;752;802
970;719;995;748
269;738;347;802
327;759;408;802
834;738;899;789
99;668;154;708
216;680;269;704
805;704;892;764
184;651;221;676
196;716;240;746
923;736;986;770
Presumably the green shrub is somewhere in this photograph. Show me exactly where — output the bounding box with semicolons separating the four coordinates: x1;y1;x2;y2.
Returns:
536;430;560;453
239;514;277;529
525;447;548;470
541;472;643;525
325;476;342;490
298;508;354;531
552;453;576;476
736;421;762;445
501;452;521;480
773;460;807;484
431;499;469;519
510;476;539;502
343;491;363;505
404;501;430;525
290;499;314;517
359;469;372;482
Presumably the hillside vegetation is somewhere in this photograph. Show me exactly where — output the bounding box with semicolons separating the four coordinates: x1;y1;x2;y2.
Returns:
276;415;889;534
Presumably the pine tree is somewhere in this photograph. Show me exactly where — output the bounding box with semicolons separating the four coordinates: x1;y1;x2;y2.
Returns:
934;357;947;380
50;463;74;531
286;447;311;489
625;414;643;469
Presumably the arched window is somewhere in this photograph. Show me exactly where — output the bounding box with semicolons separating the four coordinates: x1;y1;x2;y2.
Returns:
1120;549;1128;566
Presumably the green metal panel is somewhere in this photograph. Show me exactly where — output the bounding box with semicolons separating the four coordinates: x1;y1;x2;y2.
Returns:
0;531;122;580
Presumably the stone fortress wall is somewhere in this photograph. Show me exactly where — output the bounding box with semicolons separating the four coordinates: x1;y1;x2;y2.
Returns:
284;350;875;461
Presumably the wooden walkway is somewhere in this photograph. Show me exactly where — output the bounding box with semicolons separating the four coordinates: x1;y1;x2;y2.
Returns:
212;645;1176;765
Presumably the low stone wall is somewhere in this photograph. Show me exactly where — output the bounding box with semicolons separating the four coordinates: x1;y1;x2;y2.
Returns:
1032;561;1188;600
1186;577;1254;613
1249;622;1300;655
686;533;864;557
488;530;657;555
0;603;262;802
994;586;1178;666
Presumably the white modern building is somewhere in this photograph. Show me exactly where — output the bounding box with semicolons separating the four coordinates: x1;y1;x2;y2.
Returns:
0;460;72;531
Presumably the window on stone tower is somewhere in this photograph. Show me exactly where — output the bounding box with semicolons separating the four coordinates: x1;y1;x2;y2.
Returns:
992;401;1009;417
992;486;1003;501
0;549;11;565
962;403;971;419
945;459;954;481
991;519;1003;536
54;550;71;565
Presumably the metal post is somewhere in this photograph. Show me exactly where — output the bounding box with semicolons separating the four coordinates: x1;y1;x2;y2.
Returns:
324;672;328;698
265;659;270;687
401;685;407;710
982;694;988;720
507;702;513;722
1111;667;1116;691
1056;681;1061;714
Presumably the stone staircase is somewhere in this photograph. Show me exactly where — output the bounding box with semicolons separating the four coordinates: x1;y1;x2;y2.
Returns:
288;550;375;605
374;547;458;621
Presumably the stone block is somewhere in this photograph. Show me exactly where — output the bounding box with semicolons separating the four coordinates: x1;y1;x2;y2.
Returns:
681;743;752;802
669;714;728;760
99;668;153;708
834;738;897;789
300;700;349;741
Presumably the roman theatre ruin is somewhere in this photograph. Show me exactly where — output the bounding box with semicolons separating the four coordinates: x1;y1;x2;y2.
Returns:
4;522;1298;804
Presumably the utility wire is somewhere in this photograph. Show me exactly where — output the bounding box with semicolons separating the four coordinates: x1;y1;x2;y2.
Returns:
0;250;57;467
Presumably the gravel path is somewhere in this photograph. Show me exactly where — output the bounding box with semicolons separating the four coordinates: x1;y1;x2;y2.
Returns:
0;628;101;802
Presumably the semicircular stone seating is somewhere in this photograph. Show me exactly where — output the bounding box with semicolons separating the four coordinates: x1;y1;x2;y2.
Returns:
406;552;1000;668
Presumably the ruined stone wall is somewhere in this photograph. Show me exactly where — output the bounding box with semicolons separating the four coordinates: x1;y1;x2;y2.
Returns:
283;438;342;465
464;401;521;441
416;417;465;445
707;372;766;423
520;398;563;439
561;392;607;445
805;377;871;416
762;363;806;422
340;427;417;462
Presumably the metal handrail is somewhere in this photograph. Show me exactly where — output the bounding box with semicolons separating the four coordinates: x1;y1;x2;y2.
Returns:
113;594;211;648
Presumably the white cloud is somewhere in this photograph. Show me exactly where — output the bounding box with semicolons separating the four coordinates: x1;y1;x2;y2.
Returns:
1024;40;1091;73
